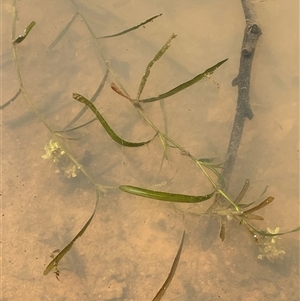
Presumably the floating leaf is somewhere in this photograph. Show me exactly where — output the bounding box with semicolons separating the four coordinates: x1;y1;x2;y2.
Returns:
152;231;185;301
97;13;162;39
72;93;157;147
139;58;228;103
119;185;214;203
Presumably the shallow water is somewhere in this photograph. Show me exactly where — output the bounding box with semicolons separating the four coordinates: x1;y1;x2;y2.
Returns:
2;1;299;300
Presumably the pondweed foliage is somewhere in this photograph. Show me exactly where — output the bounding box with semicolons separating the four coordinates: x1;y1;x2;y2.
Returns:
6;0;299;299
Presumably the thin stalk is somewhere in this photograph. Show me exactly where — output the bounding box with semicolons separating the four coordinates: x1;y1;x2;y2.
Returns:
136;101;241;211
68;0;243;213
11;0;105;192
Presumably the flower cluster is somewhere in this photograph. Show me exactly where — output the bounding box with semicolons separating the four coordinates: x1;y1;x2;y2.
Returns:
42;139;79;178
257;227;285;262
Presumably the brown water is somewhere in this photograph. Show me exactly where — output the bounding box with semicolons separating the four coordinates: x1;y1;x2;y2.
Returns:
1;1;299;300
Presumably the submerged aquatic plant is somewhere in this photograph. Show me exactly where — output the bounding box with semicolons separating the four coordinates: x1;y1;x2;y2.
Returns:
5;0;299;299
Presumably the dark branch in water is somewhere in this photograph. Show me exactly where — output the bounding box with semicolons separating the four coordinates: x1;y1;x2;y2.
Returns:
202;0;262;250
214;0;262;208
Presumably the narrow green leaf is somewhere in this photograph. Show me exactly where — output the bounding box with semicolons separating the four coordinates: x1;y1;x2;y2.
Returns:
13;21;36;44
43;190;100;276
244;196;274;214
55;118;97;134
201;162;225;188
244;213;264;220
260;185;269;197
97;13;162;39
158;133;168;160
136;34;177;100
119;185;214;203
238;202;255;209
65;69;109;130
159;99;169;156
198;157;217;163
234;179;250;204
139;59;228;103
110;82;144;110
152;231;185;301
245;223;300;237
72;93;156;147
